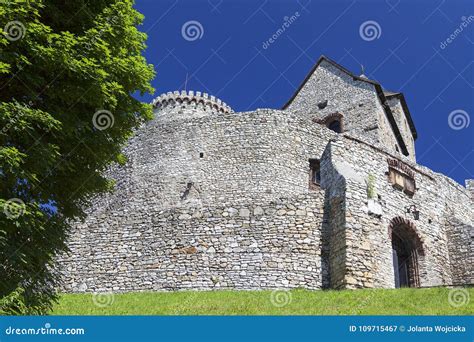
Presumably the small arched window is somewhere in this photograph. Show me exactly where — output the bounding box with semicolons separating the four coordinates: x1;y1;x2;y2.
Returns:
327;119;342;133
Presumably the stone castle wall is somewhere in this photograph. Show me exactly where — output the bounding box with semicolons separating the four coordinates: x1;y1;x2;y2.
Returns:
285;59;412;160
61;101;337;292
59;63;472;292
62;193;326;292
109;107;333;210
320;135;473;288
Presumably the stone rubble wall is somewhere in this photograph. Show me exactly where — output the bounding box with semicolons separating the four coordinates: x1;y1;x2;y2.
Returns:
87;107;336;214
445;218;474;285
60;193;325;292
60;105;337;292
319;142;347;289
285;60;408;159
320;135;473;288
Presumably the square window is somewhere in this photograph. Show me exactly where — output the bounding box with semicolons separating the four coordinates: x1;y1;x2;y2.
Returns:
388;167;416;196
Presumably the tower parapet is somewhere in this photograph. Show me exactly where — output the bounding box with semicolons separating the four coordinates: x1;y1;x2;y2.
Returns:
152;90;233;116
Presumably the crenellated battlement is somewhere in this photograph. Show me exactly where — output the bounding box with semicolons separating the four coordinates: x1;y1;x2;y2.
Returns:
152;90;233;114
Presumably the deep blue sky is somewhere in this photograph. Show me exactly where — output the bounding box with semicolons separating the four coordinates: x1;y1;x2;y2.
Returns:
134;0;473;185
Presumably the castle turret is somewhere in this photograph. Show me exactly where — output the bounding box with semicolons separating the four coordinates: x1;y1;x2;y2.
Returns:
152;90;233;122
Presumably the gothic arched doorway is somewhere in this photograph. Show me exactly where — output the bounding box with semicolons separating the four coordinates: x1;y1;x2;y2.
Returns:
389;217;424;288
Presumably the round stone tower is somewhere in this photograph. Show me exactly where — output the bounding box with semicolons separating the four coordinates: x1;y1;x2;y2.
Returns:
60;90;332;292
105;90;330;212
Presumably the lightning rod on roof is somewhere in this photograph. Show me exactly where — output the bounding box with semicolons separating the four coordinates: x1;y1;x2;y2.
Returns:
184;72;189;91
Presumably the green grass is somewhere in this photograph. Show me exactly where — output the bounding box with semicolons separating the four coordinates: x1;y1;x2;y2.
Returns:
51;287;474;315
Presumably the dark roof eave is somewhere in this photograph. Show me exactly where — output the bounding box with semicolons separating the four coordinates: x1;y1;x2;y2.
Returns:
374;85;409;156
384;93;418;140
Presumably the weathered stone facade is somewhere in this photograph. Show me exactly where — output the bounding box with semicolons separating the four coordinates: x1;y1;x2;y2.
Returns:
59;56;473;293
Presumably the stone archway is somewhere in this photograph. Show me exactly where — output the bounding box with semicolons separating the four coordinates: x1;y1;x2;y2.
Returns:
388;217;424;288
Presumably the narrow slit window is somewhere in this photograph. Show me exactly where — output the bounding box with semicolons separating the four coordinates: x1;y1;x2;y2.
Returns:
309;159;321;190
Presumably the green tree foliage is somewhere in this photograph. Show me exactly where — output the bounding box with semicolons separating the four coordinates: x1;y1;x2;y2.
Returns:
0;0;154;314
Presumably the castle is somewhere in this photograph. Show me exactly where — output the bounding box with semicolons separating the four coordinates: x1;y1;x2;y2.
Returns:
60;56;473;292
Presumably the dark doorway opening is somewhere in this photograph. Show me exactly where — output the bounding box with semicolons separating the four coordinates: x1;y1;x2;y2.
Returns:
391;230;421;288
392;234;410;287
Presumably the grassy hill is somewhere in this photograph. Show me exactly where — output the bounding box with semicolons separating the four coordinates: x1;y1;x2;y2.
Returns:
51;287;473;315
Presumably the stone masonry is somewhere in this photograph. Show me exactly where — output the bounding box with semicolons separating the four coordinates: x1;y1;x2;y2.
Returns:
59;56;473;292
